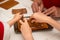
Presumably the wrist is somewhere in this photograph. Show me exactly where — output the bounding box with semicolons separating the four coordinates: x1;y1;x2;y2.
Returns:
24;34;33;40
12;18;17;22
46;17;54;24
8;18;17;27
12;18;19;22
39;17;52;23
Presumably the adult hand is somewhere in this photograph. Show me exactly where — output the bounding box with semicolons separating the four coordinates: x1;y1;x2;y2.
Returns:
43;6;60;17
30;12;51;23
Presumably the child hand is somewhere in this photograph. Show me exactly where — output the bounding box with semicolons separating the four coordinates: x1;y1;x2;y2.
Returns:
8;13;23;27
20;18;32;33
13;13;23;21
19;18;33;40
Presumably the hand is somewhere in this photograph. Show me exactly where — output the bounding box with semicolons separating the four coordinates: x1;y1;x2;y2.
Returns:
13;13;22;21
20;18;32;32
7;13;22;27
20;18;33;40
43;6;60;17
31;2;39;13
30;12;51;23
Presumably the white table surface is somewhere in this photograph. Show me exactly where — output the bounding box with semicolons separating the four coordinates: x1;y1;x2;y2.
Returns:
0;0;60;40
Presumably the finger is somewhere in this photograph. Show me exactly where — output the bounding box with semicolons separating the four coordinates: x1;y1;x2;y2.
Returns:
16;12;20;15
32;3;37;13
30;14;34;19
17;12;23;15
54;10;58;17
38;7;41;12
45;9;54;16
30;16;36;21
23;18;27;22
19;20;24;24
20;15;23;18
43;9;51;14
43;6;53;14
31;20;35;23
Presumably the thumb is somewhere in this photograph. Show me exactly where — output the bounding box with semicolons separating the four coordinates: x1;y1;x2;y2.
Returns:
16;12;20;15
19;20;24;24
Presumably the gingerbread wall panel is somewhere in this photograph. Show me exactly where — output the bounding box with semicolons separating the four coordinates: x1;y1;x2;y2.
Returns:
0;0;19;10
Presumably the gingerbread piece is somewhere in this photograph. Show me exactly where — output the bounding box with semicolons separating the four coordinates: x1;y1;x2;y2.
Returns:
12;8;27;14
18;17;48;31
12;8;53;33
0;0;4;2
0;0;19;10
9;0;14;1
14;20;53;33
12;8;48;30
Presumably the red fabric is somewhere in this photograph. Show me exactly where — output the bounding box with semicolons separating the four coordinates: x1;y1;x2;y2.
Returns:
0;22;4;40
43;0;60;8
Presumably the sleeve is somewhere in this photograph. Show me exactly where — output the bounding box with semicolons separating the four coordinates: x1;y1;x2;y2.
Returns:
0;21;10;40
3;22;10;40
0;21;4;40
